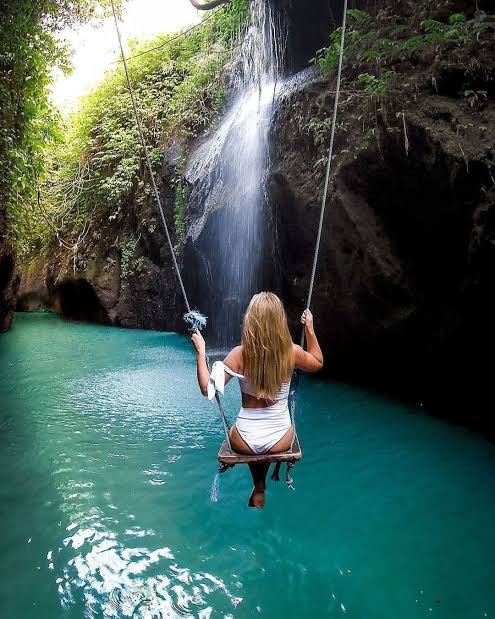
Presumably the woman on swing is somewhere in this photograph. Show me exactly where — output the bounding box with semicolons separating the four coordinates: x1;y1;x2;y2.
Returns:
192;292;323;508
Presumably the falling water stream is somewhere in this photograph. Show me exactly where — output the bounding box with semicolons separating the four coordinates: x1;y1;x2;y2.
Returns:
187;0;286;346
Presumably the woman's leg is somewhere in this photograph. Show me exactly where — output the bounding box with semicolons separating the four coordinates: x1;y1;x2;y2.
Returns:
229;426;269;508
248;462;270;508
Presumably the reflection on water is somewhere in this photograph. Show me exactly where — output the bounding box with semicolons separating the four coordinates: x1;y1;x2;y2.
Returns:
1;313;495;619
59;527;241;618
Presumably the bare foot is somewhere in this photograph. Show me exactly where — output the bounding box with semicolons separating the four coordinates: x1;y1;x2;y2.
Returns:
248;487;265;509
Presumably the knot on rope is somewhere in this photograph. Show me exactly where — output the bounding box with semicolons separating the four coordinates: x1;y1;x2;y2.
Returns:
286;462;295;491
183;310;208;332
271;462;295;489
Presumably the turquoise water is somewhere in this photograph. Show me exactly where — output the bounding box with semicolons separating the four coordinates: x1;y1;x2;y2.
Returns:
1;313;494;619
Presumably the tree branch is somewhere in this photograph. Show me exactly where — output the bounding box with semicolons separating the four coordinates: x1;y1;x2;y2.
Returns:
189;0;231;10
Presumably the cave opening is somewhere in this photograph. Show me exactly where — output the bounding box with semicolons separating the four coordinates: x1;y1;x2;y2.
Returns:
52;279;110;325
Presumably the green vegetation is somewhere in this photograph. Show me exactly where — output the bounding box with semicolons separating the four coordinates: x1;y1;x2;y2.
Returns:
357;73;387;94
420;13;495;44
11;0;248;259
313;9;495;93
311;9;368;73
120;237;144;278
0;0;120;245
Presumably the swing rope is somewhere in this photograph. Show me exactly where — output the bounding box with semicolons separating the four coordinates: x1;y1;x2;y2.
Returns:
110;0;233;450
110;0;191;315
291;0;348;449
110;0;348;459
304;0;348;318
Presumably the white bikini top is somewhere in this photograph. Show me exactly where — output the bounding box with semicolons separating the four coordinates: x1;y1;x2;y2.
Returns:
238;376;291;401
207;361;290;402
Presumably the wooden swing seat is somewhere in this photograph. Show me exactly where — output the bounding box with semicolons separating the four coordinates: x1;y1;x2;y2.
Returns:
218;434;302;466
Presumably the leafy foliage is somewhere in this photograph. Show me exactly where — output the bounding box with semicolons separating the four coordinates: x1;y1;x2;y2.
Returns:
0;0;122;251
311;9;367;73
120;237;144;278
357;73;387;94
22;0;248;258
312;9;495;94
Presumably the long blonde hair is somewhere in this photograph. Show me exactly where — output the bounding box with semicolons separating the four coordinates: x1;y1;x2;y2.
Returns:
241;292;293;400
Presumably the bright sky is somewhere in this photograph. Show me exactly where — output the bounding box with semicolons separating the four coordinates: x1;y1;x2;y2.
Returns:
51;0;201;114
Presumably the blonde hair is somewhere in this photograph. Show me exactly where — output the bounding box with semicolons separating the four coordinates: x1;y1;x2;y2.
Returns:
241;292;293;400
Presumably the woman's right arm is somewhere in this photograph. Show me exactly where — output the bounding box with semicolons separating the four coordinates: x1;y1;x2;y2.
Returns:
191;333;242;396
294;309;324;372
191;332;210;396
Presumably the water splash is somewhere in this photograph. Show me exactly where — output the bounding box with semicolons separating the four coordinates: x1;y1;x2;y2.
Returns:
210;472;221;503
186;0;287;346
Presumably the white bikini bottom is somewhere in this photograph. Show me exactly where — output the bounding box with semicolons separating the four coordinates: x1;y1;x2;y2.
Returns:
235;401;292;455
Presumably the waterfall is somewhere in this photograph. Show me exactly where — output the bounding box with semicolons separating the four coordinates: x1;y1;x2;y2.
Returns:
186;0;287;347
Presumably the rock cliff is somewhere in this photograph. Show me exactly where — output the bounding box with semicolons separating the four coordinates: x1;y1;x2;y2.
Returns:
0;241;19;333
0;199;19;332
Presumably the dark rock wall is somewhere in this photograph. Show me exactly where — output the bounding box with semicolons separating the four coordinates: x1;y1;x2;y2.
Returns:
0;243;19;332
0;195;19;332
273;0;340;72
265;54;495;432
